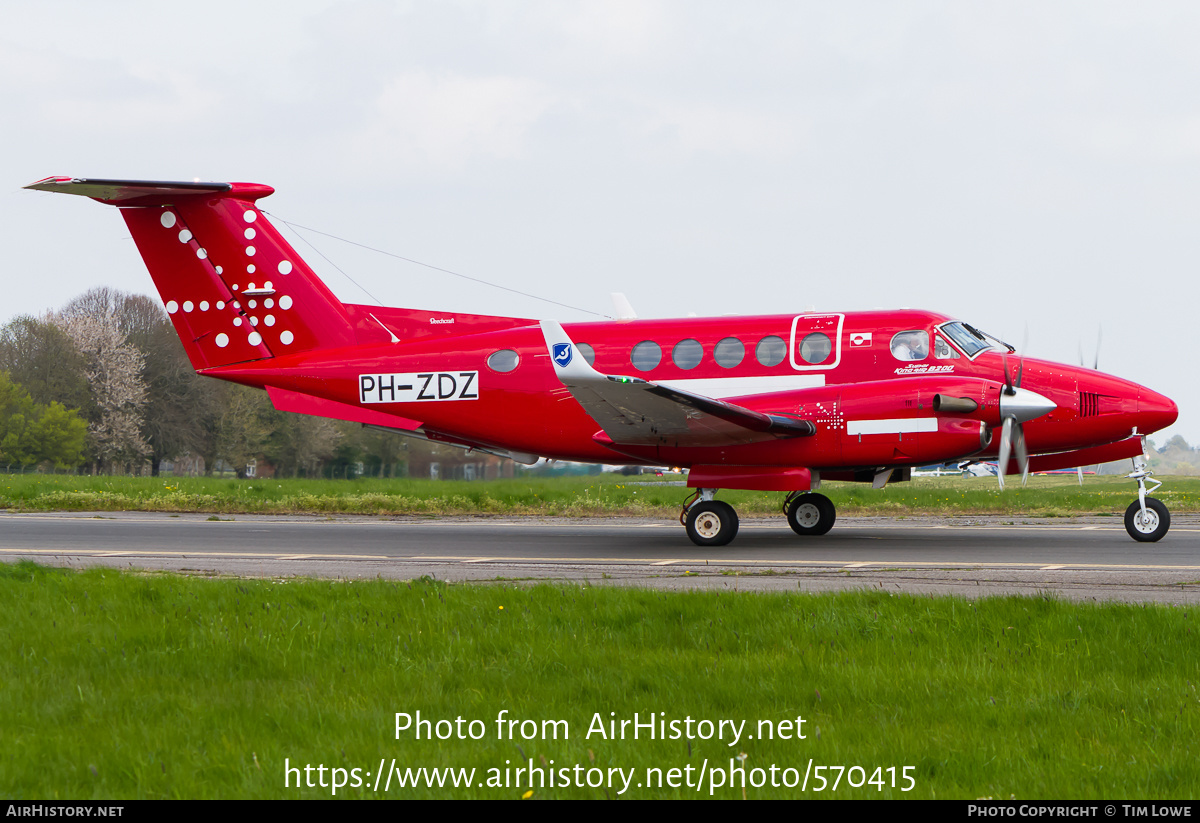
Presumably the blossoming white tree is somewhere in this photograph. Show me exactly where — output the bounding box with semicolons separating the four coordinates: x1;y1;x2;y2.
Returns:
56;300;149;474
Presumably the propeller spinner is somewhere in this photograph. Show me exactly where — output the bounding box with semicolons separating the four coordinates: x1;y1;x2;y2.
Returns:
995;384;1056;490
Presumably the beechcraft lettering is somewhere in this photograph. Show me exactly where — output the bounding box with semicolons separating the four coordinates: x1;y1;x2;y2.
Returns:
359;372;479;403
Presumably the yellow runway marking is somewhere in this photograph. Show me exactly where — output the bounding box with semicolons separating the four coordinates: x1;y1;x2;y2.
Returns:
3;547;1200;572
0;548;390;561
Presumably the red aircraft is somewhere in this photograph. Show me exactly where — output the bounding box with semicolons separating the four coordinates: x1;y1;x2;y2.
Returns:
26;177;1180;546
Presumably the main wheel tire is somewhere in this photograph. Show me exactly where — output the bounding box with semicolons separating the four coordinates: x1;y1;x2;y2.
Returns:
787;493;836;536
1124;497;1170;542
685;501;739;546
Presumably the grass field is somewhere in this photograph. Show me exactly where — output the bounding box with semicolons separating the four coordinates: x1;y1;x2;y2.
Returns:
1;473;1197;518
3;561;1198;799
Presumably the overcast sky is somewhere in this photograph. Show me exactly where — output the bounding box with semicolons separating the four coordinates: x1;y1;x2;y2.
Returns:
4;1;1198;445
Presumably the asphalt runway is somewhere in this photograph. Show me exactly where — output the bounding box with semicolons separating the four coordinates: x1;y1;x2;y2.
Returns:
2;510;1198;603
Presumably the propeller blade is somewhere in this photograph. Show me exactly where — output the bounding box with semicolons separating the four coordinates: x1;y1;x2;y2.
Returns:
997;417;1013;491
1077;466;1084;486
1015;423;1029;487
1094;327;1102;370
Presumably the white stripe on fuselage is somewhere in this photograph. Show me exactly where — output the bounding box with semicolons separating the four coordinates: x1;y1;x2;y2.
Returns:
656;374;826;399
846;418;938;435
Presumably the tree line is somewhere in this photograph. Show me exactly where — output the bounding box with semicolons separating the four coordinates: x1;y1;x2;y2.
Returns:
8;287;1197;480
0;288;412;477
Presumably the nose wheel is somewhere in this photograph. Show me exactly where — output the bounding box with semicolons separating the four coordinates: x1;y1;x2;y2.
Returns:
1125;498;1169;542
1124;457;1170;542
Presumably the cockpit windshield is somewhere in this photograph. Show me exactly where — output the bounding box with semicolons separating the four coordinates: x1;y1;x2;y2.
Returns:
939;321;1000;358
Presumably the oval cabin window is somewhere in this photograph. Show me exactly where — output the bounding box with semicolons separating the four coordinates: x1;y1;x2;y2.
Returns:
487;349;520;372
630;341;662;371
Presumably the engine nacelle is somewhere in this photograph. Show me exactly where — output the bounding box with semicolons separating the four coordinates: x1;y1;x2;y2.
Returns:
830;377;1004;466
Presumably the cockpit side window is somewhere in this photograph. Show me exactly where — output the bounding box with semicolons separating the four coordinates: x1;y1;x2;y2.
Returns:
934;334;960;360
890;330;929;361
939;321;993;358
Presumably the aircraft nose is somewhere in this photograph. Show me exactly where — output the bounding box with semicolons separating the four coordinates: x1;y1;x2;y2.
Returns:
1138;386;1178;434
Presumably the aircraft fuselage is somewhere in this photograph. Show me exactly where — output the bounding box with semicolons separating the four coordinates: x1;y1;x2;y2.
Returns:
209;308;1175;473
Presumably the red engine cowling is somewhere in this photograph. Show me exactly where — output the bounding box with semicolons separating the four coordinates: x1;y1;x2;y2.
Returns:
829;377;1003;467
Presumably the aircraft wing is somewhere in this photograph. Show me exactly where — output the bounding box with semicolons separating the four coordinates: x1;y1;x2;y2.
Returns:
540;321;815;448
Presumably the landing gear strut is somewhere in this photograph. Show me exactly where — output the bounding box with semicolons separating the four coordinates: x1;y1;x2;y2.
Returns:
679;488;840;546
681;489;739;546
1124;457;1170;542
784;492;837;536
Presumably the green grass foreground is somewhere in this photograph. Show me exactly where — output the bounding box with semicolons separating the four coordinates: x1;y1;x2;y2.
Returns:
2;473;1197;517
3;562;1198;799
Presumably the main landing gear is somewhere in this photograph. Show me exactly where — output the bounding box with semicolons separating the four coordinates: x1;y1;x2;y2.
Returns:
784;491;837;536
681;489;838;546
681;490;739;546
1124;457;1170;542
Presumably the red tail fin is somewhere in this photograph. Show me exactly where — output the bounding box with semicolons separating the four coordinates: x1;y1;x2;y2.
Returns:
25;177;356;371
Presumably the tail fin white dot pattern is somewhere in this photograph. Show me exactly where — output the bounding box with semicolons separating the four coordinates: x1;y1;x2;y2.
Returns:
118;188;355;371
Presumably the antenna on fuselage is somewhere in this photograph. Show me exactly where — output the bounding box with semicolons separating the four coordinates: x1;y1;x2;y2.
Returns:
610;293;637;320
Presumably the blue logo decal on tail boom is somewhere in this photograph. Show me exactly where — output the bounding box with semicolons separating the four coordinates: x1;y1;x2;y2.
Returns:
552;343;573;367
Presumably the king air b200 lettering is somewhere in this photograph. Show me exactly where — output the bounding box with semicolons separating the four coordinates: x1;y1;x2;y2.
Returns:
359;372;479;404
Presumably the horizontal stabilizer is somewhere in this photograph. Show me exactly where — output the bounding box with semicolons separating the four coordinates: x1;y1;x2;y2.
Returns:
540;320;814;448
269;387;537;466
266;386;422;431
24;177;237;206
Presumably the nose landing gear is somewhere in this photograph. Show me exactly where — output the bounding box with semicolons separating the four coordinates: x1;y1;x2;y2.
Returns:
1125;457;1169;542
